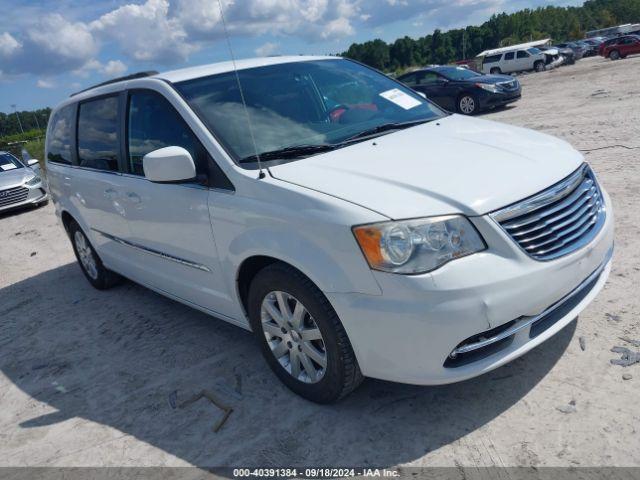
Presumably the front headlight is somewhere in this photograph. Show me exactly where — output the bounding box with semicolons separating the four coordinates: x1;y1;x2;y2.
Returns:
353;216;486;274
25;175;42;187
476;83;499;93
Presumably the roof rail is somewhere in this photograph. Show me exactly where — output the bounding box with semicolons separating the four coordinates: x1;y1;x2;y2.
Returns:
70;71;159;97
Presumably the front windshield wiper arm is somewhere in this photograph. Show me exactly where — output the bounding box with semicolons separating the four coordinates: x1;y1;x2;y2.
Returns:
239;144;340;164
341;118;435;143
238;119;437;164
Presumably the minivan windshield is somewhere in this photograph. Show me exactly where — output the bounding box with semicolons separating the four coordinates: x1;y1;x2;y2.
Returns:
0;152;23;172
175;58;445;166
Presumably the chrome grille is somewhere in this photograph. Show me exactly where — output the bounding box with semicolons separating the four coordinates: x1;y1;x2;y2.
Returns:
0;186;29;208
491;165;605;261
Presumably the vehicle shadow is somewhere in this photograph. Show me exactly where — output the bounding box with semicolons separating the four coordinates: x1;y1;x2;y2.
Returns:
477;104;518;117
0;263;576;468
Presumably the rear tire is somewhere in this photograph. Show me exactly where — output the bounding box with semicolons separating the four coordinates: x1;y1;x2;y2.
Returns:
609;50;620;60
489;67;501;74
69;220;123;290
247;263;363;403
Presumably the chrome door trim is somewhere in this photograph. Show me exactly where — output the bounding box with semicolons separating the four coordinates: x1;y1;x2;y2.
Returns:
91;228;212;273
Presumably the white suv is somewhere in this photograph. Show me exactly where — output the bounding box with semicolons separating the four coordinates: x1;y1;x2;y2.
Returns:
481;47;547;74
46;56;614;403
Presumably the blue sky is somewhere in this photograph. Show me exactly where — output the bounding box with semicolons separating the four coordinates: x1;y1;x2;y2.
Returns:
0;0;584;111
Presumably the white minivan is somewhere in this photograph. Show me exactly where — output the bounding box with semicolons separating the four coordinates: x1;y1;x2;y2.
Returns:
46;56;614;403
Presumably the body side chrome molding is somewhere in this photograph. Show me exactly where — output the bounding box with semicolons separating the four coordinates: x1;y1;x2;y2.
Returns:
449;245;613;358
91;229;212;273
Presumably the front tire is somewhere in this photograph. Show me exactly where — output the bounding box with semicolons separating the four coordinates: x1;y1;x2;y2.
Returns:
609;50;620;60
534;60;545;72
489;67;501;74
69;221;122;290
457;94;478;115
247;263;363;403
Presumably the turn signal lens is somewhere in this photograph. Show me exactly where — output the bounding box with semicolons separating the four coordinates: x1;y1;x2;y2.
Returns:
353;216;486;274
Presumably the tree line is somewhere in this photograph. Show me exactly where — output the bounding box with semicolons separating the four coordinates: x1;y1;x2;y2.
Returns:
0;108;51;138
342;0;640;72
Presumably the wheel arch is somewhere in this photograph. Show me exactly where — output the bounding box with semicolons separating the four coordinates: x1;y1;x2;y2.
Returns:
60;210;76;237
236;255;320;320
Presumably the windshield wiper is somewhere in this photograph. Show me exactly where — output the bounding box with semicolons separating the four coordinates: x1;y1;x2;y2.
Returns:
239;144;339;164
341;118;434;143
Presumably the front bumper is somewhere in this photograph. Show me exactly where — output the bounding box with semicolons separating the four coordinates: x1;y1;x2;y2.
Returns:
327;189;614;385
479;90;522;110
0;182;48;213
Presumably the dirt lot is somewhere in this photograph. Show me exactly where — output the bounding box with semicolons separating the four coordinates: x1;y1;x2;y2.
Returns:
1;55;639;469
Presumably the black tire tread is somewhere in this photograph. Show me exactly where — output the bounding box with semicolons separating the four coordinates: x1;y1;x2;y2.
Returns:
69;220;123;290
249;263;363;402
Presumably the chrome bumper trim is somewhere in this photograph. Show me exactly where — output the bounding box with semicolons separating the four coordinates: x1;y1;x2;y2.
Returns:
449;246;613;358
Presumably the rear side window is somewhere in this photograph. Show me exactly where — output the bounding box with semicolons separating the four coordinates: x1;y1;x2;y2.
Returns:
504;52;515;60
47;105;74;165
484;54;502;64
77;96;120;172
399;72;418;86
127;90;207;176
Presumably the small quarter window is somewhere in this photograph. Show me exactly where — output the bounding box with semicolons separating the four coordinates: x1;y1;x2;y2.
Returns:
46;105;74;165
77;96;119;172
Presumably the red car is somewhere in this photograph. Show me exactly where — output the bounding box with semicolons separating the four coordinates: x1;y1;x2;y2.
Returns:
601;35;640;60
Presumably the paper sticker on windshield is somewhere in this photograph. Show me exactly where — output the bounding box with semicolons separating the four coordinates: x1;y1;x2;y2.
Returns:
379;88;422;110
0;164;17;171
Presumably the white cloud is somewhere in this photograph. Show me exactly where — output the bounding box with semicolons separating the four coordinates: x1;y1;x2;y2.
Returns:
73;59;128;78
322;17;355;39
36;79;55;89
90;0;196;64
0;32;20;56
0;0;577;80
103;60;127;77
0;14;97;75
255;42;280;57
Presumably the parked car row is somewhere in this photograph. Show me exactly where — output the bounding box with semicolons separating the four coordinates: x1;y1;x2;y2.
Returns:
397;31;640;116
599;34;640;60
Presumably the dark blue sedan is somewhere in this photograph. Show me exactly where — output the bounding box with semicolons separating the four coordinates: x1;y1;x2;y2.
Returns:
397;66;521;115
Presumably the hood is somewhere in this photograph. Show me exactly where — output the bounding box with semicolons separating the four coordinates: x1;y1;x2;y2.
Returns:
270;114;584;219
465;74;515;84
0;167;31;190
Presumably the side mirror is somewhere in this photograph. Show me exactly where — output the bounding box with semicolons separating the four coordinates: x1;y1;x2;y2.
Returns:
27;158;39;166
143;146;196;183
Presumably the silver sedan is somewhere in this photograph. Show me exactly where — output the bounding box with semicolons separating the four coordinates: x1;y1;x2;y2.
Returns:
0;151;48;213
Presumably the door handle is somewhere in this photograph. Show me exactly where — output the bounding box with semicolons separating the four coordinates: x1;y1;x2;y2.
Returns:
104;188;118;199
126;192;141;204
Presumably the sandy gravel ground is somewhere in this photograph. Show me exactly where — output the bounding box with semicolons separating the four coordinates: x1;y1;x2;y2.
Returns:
0;55;639;469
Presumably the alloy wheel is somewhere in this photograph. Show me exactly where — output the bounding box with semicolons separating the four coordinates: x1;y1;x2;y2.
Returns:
459;96;475;115
74;230;98;280
260;291;327;383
